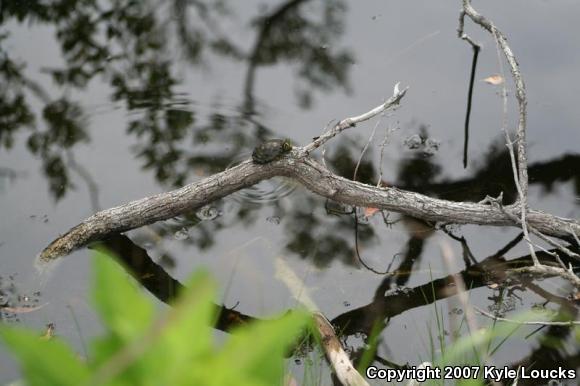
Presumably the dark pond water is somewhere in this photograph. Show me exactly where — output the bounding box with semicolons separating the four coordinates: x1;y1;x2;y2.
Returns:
1;0;579;384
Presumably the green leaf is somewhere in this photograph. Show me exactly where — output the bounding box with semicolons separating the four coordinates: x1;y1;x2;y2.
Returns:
356;319;383;372
215;310;311;385
146;271;218;385
0;327;89;386
3;252;310;386
92;248;154;342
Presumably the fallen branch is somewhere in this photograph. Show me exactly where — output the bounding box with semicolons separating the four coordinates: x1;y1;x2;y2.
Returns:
314;312;370;386
39;78;580;295
39;154;580;261
276;254;369;386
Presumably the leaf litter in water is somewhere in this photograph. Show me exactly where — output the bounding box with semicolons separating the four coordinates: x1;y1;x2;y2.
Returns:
482;74;504;85
0;303;48;314
363;207;380;218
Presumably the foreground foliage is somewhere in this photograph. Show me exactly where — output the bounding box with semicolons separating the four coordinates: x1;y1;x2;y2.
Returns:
1;251;310;386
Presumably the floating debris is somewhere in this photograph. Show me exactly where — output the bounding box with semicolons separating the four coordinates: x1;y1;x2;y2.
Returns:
40;323;55;340
173;228;190;240
363;207;380;218
196;205;220;220
403;133;440;156
404;134;423;149
482;74;504;85
266;216;281;225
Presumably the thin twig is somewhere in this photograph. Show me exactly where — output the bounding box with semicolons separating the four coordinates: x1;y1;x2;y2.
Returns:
457;10;480;49
461;1;529;196
493;32;539;266
526;225;580;261
301;83;407;155
376;124;397;188
474;306;580;326
457;10;481;169
319;119;336;169
501;207;579;264
461;0;538;265
507;265;580;289
353;116;381;182
354;215;389;275
569;226;580;247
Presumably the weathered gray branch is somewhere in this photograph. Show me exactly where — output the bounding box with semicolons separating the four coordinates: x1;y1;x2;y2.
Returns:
314;312;369;386
461;1;529;196
39;154;580;261
460;0;536;262
301;83;407;155
474;306;580;326
458;1;580;288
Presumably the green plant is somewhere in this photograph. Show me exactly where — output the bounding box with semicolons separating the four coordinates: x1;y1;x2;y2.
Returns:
415;273;522;386
1;250;310;386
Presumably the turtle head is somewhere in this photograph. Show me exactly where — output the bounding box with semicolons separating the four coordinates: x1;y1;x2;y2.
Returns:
282;139;293;152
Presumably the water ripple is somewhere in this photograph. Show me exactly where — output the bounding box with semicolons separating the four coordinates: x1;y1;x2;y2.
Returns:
226;152;297;204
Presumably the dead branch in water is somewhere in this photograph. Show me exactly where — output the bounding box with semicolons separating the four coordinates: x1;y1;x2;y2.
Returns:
459;0;579;286
40;141;580;263
39;11;580;287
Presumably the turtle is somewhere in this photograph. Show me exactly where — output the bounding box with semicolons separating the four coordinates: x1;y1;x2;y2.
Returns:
252;138;293;164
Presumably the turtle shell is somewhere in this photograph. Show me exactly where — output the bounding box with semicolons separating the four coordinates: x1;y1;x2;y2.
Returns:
252;139;292;164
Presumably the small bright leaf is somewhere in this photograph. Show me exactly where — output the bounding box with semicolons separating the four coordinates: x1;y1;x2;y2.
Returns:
482;74;504;85
364;207;380;218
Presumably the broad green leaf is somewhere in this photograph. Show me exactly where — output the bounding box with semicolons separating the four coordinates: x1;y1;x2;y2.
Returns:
0;327;89;386
215;310;310;385
3;255;310;386
147;271;218;385
92;248;154;341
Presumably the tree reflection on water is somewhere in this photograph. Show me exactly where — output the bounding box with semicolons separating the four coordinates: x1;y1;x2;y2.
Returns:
0;0;352;195
1;1;579;383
